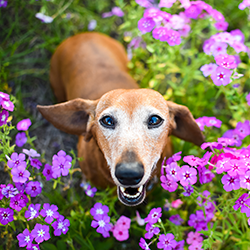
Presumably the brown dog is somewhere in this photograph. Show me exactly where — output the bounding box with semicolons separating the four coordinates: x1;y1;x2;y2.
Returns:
37;32;204;206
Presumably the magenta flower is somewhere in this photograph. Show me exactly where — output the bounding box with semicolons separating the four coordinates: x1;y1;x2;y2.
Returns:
16;132;27;147
85;184;97;197
215;54;237;69
223;129;242;147
51;215;70;236
30;158;42;169
0;0;7;7
1;184;18;198
173;240;185;250
240;170;250;189
239;0;250;10
139;237;151;250
116;215;131;230
113;224;129;241
138;17;155;33
169;214;184;226
198;166;215;184
200;63;217;77
189;242;203;250
17;229;34;248
25;204;41;221
166;30;181;46
186;231;203;245
152;27;169;41
232;41;248;53
235;120;250;139
178;165;197;186
9;195;26;211
171;199;182;209
233;193;250;214
91;214;112;237
17;118;32;131
40;203;60;224
11;164;30;183
157;233;177;249
25;181;42;197
225;159;246;177
1;99;14;111
42;164;54;181
182;185;194;196
183;155;201;167
90;202;109;220
160;175;178;192
0;208;14;225
0;109;9;126
165;162;180;181
214;21;228;31
221;174;240;192
52;150;72;178
166;151;182;165
144;223;160;239
210;66;232;86
7;152;26;168
145;207;162;224
31;223;50;243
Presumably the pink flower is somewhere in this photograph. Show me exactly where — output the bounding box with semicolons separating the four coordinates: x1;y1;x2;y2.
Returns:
138;17;155;33
233;193;250;215
214;21;228;31
116;215;131;230
183;155;201;167
171;199;183;208
145;207;162;224
200;63;217;77
135;210;145;226
186;231;203;245
17;118;32;131
230;29;245;43
166;30;181;46
211;42;228;57
159;0;177;8
225;159;246;177
157;233;177;249
178;165;197;186
1;99;14;111
215;54;237;69
139;237;151;250
246;93;250;106
160;175;178;192
210;66;232;86
113;224;129;241
152;27;169;41
11;164;30;183
135;0;152;8
240;170;250;189
165;162;180;181
184;5;202;19
144;223;160;239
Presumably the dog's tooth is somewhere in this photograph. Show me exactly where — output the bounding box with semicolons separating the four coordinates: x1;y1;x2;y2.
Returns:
138;185;143;193
120;187;125;193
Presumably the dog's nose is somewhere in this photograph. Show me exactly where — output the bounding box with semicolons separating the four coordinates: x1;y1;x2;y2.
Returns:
115;162;144;186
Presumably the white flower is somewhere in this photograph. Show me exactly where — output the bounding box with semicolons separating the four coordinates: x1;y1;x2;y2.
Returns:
35;13;54;23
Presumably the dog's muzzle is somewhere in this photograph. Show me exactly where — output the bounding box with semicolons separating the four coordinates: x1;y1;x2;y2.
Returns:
115;162;146;206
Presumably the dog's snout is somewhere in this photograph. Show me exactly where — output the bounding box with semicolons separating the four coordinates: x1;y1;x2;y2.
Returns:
115;162;144;186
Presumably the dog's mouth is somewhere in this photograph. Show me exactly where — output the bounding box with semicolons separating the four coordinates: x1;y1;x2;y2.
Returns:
117;184;146;206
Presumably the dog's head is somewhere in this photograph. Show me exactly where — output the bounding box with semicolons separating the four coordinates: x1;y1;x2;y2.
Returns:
37;89;204;206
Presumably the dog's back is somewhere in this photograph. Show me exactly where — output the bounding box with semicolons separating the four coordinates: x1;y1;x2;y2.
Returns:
50;32;138;102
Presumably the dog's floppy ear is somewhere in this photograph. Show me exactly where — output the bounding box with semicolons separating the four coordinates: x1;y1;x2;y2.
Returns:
167;101;204;147
37;98;99;139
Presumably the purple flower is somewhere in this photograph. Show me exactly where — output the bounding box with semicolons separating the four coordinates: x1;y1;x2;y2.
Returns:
16;132;27;147
160;175;178;192
42;164;54;181
223;129;242;147
182;185;194;196
17;118;32;131
0;0;7;7
157;233;177;249
214;21;228;31
138;17;155;33
184;5;202;19
35;13;53;23
145;207;162;224
1;184;18;198
91;214;112;237
135;0;152;8
139;237;151;250
165;162;180;181
152;27;169;41
11;164;30;183
30;158;42;169
211;42;228;57
40;203;60;224
145;223;160;239
235;120;250;139
173;240;185;250
16;192;28;206
17;229;34;248
166;151;182;165
9;195;26;211
25;204;41;220
27;244;40;250
88;20;97;31
31;223;50;243
200;63;217;77
51;215;70;236
52;150;72;178
233;193;250;215
198;166;215;184
240;170;250;189
7;152;26;168
23;148;40;158
183;155;201;167
85;184;97;197
210;66;232;86
169;214;184;226
111;7;124;17
0;109;9;126
1;99;14;111
90;203;109;220
230;29;245;43
25;181;42;197
166;30;181;46
221;174;240;192
0;208;14;225
178;165;197;186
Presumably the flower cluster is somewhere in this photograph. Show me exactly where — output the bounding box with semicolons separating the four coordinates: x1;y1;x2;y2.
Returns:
15;118;32;147
136;0;227;46
200;29;248;86
112;215;131;241
0;91;14;127
239;0;250;10
80;181;97;197
195;116;222;131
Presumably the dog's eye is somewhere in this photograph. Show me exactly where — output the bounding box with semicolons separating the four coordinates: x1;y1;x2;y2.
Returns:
148;115;163;129
100;116;116;129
